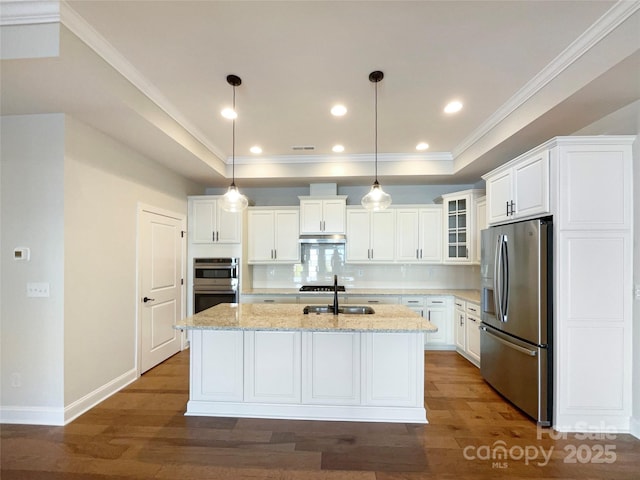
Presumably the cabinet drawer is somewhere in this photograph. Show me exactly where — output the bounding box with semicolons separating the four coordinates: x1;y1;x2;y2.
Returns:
401;296;426;307
466;302;480;315
426;296;449;307
346;296;400;305
454;298;465;310
244;295;298;304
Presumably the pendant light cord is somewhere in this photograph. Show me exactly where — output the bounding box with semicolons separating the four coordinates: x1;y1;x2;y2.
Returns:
231;84;236;185
374;78;378;182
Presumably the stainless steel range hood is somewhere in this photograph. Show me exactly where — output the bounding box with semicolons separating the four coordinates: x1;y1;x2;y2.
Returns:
298;234;346;244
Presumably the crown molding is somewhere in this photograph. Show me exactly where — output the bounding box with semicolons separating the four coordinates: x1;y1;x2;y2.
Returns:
232;152;454;165
58;0;227;163
0;0;59;26
452;0;640;159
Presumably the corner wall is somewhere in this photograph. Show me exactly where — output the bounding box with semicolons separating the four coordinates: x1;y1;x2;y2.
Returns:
63;117;204;420
1;114;66;424
1;113;205;425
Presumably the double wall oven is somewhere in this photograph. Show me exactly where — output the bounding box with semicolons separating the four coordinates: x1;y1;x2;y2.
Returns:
193;258;239;313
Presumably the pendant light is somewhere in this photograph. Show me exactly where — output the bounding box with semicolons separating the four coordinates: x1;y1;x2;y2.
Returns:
220;74;249;212
361;70;392;211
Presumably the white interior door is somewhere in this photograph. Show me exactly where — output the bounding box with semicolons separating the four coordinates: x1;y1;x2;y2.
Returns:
139;208;184;373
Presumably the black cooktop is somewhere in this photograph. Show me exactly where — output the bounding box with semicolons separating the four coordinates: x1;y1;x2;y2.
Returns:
300;285;346;292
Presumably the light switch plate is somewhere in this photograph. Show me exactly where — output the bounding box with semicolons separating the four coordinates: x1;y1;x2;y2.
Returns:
27;282;50;297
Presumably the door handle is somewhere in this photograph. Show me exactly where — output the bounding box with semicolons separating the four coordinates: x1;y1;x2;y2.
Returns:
143;297;155;303
480;326;537;356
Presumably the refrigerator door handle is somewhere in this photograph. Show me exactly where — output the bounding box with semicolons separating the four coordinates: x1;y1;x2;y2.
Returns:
481;326;537;357
502;235;509;323
494;234;504;322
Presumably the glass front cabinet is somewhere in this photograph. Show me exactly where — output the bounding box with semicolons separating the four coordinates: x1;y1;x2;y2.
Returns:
439;189;485;264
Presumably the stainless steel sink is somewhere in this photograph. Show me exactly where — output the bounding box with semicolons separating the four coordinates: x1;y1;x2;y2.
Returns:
303;305;375;315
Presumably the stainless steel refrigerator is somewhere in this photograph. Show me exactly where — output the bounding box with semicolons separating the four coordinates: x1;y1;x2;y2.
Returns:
480;218;552;426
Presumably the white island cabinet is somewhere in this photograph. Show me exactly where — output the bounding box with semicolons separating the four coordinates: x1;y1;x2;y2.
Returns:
179;303;436;423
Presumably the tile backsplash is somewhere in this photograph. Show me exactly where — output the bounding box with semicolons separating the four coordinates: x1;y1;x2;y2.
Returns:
251;262;481;290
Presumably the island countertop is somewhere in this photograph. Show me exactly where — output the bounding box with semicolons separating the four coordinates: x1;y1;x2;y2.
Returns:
176;303;438;333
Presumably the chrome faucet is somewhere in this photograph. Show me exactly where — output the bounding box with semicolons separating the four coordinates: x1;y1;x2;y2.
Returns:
333;274;339;314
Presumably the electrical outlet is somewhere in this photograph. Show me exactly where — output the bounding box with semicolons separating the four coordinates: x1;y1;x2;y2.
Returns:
27;282;50;297
635;284;640;300
11;373;21;387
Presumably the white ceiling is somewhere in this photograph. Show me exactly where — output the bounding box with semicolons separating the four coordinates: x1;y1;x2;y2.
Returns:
1;1;639;188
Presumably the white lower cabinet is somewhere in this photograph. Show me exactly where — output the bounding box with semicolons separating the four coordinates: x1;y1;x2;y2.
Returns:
424;296;454;349
302;332;360;405
244;331;302;403
401;296;425;317
465;302;481;365
453;298;481;367
187;328;426;423
189;330;244;402
362;332;422;407
454;298;466;351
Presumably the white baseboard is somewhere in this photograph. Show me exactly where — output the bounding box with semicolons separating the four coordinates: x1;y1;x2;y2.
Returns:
186;401;427;424
630;416;640;440
0;368;137;426
64;368;138;424
0;406;65;425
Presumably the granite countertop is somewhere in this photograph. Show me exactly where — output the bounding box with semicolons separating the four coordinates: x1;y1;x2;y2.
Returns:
176;303;438;333
243;288;481;304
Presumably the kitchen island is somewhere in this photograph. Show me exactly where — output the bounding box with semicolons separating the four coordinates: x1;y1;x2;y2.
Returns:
175;303;437;423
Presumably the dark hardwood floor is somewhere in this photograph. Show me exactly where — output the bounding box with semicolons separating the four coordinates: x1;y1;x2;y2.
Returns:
2;350;639;479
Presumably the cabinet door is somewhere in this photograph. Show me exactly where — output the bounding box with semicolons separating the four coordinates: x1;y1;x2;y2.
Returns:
424;307;448;345
444;195;470;262
191;199;216;244
322;199;346;233
247;210;275;263
474;197;487;263
302;332;360;405
513;150;549;219
362;332;420;407
486;170;513;225
274;210;300;262
396;209;420;262
454;307;466;351
419;208;443;263
370;210;395;261
466;314;481;363
299;200;323;234
244;331;301;403
217;207;241;243
346;209;371;262
190;330;244;402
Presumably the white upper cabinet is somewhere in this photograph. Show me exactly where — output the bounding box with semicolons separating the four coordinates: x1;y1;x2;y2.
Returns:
299;196;347;234
395;207;443;263
247;208;300;264
474;196;487;264
439;189;484;264
484;148;550;225
189;196;241;244
346;208;395;262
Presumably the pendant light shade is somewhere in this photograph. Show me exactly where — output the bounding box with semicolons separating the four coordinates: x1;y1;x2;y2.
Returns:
361;70;391;211
221;74;249;212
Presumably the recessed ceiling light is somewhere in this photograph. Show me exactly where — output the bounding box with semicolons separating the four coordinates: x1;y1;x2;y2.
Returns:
332;144;345;153
250;146;262;154
416;142;429;151
444;101;463;114
331;105;347;116
221;107;237;119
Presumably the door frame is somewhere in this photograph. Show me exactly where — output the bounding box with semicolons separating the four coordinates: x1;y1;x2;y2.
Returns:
136;203;187;376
